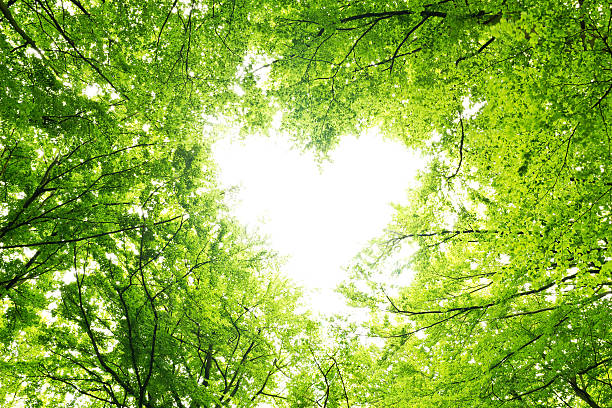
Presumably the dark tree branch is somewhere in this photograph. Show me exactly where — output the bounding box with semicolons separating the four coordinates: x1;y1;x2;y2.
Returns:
568;376;601;408
0;0;43;54
330;355;350;408
447;117;466;180
34;0;127;98
1;214;183;249
456;36;496;66
341;9;447;24
508;376;559;401
73;270;135;396
68;0;90;16
592;82;612;108
387;16;429;74
155;0;179;55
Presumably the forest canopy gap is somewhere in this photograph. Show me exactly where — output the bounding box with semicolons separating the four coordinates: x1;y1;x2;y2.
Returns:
0;0;610;407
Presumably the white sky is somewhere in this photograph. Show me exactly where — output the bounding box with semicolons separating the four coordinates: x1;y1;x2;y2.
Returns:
213;129;424;315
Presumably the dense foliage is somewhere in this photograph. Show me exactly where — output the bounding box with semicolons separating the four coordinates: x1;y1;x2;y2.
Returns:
0;1;338;406
249;0;612;406
1;0;610;407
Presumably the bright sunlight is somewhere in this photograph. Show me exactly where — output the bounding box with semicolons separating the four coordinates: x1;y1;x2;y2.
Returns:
214;129;424;313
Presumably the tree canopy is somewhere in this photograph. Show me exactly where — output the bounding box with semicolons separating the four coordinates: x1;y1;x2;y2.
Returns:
1;0;611;407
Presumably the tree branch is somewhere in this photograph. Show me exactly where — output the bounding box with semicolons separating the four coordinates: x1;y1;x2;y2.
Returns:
446;117;465;179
